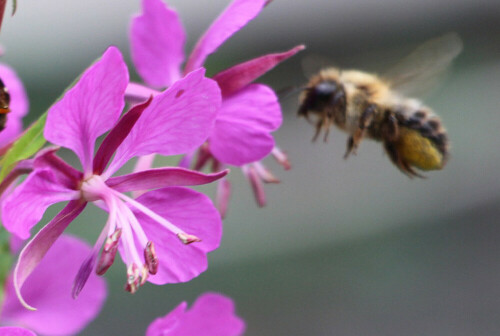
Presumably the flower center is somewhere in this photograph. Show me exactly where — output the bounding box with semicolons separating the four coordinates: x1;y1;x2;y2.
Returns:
80;174;109;202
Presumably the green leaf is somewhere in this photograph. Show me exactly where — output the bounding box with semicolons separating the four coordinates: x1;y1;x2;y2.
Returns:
11;0;16;15
0;112;47;181
0;228;13;304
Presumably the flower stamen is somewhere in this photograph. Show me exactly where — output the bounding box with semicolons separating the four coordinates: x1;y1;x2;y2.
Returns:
177;233;202;245
144;241;159;275
96;228;122;276
271;146;291;170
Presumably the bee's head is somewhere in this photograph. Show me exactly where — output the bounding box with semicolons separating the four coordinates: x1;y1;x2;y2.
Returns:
298;80;346;120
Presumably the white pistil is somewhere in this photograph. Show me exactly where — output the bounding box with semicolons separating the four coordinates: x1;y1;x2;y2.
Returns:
117;200;149;249
111;189;186;236
116;208;143;269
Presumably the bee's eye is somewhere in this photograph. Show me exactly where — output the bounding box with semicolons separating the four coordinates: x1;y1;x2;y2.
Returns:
314;81;337;100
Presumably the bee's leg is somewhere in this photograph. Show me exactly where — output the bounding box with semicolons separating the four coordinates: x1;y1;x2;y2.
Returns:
381;111;399;142
384;141;425;178
344;104;377;159
311;118;323;142
344;136;355;159
382;113;425;178
323;124;331;142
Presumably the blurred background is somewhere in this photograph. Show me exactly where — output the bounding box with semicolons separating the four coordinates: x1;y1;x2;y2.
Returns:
2;0;500;335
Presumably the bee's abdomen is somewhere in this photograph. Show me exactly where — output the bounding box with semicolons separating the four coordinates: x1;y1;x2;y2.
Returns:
394;107;449;170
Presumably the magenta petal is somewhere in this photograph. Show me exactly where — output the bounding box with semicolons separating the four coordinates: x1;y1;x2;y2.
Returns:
0;64;29;147
2;235;106;335
44;47;128;173
93;97;152;175
131;0;185;88
1;168;79;240
106;167;228;193
33;147;83;190
108;69;221;175
210;84;281;166
0;327;36;336
131;187;222;284
146;293;245;336
125;82;161;104
184;0;268;73
213;45;305;96
146;302;187;336
11;201;87;310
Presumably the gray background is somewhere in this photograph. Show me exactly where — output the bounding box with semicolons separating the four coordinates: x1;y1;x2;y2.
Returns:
2;0;500;335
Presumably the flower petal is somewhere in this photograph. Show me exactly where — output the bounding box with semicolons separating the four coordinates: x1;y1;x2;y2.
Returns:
1;168;80;240
11;200;87;311
213;45;305;96
107;68;221;176
1;235;106;335
184;0;268;73
125;82;160;105
44;47;128;174
93;97;152;175
131;0;185;88
106;167;228;193
0;327;36;336
130;187;222;284
146;293;245;336
146;302;186;336
0;64;29;147
210;84;281;166
33;147;83;189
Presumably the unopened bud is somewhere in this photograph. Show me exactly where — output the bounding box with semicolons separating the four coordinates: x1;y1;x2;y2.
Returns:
177;233;202;244
144;241;159;275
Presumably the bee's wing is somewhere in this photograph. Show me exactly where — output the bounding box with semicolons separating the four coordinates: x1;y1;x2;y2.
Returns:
301;53;337;79
383;32;463;97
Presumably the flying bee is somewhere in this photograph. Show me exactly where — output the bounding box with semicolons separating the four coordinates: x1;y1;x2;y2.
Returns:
298;33;463;177
0;77;10;131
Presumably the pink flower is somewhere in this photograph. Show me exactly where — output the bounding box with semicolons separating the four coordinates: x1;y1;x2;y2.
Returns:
146;293;245;336
129;0;304;216
0;327;35;336
1;235;107;336
0;63;29;150
1;46;225;309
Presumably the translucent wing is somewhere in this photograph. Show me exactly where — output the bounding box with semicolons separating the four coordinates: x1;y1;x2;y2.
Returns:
383;32;463;97
301;53;337;79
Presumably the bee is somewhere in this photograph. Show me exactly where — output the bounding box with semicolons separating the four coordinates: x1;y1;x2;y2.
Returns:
298;33;463;177
0;77;10;131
